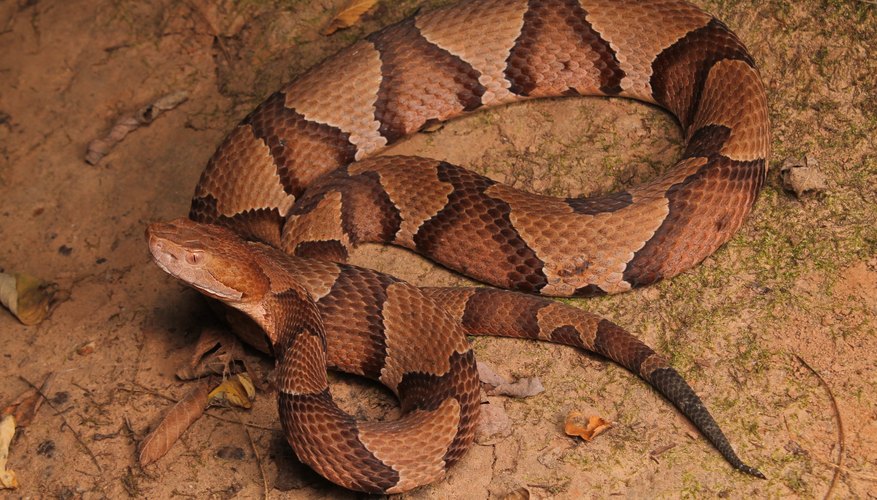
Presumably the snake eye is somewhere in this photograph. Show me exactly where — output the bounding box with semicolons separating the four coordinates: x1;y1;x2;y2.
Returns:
186;251;204;265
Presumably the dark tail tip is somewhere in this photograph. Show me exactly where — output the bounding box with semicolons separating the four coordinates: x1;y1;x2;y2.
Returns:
736;462;766;479
647;367;763;479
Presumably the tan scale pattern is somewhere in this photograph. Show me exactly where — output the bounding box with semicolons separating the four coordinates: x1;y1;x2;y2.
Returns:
272;255;343;302
487;183;669;295
629;157;709;197
248;244;317;295
416;0;529;106
419;288;476;322
379;282;471;392
690;60;770;162
275;328;329;395
639;353;671;377
367;19;487;142
357;398;461;493
195;125;295;217
535;301;601;346
349;157;454;247
282;40;387;159
624;155;764;284
308;267;395;378
503;0;622;97
581;0;712;101
280;392;401;493
280;191;348;255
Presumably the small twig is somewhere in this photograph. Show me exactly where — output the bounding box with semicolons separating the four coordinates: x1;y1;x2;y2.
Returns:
19;376;103;473
795;355;845;499
232;410;268;499
808;453;877;481
650;442;677;458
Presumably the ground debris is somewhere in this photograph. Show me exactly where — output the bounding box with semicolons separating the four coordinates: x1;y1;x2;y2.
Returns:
477;362;544;398
138;379;211;467
563;411;612;442
208;374;255;409
780;156;827;198
1;373;53;427
85;91;188;165
0;271;60;325
322;0;378;35
176;327;246;381
0;415;18;489
75;341;96;356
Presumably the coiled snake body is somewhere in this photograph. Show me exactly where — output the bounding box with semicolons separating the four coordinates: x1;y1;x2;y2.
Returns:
147;0;768;493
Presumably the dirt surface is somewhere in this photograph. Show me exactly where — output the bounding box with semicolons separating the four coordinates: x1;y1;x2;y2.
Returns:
1;0;875;498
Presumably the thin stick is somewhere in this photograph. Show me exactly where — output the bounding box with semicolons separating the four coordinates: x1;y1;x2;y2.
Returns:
19;376;103;473
795;355;845;499
233;409;268;499
809;453;877;481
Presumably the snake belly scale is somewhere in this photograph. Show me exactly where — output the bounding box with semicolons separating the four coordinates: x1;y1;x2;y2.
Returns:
147;0;769;494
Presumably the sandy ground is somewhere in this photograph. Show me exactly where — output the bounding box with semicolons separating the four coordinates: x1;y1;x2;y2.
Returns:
1;0;875;498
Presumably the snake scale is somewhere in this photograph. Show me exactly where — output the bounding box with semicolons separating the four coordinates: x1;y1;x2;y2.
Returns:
147;0;769;493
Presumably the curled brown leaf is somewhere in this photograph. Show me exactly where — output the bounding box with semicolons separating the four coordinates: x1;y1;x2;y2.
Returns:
564;411;612;442
175;327;245;380
138;379;211;467
1;373;52;427
322;0;379;35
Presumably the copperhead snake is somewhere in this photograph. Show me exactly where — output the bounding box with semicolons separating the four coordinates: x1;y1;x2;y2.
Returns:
147;0;769;493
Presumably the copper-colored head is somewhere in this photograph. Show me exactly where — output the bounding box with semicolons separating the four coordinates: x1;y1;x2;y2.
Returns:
146;218;270;304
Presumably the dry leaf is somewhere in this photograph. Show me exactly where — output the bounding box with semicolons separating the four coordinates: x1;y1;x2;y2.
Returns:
477;362;544;398
236;373;255;399
0;272;59;325
781;156;827;197
0;415;18;489
1;374;52;427
176;327;245;380
564;411;612;442
322;0;378;35
208;374;255;409
138;380;211;466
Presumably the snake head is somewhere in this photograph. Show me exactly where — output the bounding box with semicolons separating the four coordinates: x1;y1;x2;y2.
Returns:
146;218;271;306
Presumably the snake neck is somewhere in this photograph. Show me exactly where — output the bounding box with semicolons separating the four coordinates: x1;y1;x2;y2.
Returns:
254;285;331;396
